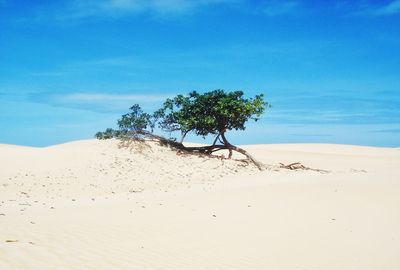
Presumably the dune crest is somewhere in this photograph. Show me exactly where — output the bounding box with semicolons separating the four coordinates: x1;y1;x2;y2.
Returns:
0;139;258;201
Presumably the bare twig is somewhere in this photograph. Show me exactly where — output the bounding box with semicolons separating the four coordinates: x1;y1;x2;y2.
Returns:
279;162;330;173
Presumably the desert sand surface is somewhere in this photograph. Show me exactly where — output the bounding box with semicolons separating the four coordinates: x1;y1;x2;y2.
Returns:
1;139;399;270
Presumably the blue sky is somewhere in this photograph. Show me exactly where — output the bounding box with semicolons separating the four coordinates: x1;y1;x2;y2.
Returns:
0;0;399;147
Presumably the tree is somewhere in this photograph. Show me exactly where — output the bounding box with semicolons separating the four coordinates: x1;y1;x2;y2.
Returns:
95;128;118;139
117;104;154;138
96;90;269;169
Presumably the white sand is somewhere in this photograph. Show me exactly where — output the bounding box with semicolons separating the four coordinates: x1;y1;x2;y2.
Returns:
1;139;399;269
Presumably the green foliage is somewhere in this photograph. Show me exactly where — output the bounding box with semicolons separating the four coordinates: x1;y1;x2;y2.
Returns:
95;128;118;139
153;94;196;136
95;90;268;143
155;90;268;139
118;104;153;132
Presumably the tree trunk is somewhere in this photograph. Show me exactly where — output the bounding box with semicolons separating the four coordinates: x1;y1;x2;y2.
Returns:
179;130;189;144
220;132;264;170
211;134;220;147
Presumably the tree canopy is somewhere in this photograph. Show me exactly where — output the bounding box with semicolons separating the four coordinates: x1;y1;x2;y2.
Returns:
96;90;269;169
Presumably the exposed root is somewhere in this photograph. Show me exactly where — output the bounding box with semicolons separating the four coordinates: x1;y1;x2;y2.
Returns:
115;136;330;174
279;162;330;173
117;132;265;170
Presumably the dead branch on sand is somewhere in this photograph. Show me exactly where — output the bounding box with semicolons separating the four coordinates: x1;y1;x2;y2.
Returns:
279;162;330;173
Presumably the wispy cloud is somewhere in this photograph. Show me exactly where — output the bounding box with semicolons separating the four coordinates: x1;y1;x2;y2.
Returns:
370;128;400;133
373;0;400;15
26;92;174;114
358;0;400;16
288;133;332;137
265;108;380;124
262;0;300;17
25;57;134;78
60;92;168;103
57;0;240;19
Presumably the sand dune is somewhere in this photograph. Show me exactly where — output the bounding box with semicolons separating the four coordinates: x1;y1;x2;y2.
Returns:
1;139;399;269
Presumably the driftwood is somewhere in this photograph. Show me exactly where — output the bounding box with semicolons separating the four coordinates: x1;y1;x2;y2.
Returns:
279;162;306;170
279;162;329;173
